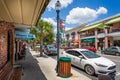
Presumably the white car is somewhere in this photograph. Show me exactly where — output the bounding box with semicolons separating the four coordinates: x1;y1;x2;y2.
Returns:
60;49;116;77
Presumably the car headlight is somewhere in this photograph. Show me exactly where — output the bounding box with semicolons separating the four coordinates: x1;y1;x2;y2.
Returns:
95;63;108;67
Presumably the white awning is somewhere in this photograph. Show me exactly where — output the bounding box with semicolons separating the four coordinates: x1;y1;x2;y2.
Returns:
0;0;49;27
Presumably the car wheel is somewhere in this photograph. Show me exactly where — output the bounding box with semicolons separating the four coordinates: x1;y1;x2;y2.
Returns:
85;65;95;76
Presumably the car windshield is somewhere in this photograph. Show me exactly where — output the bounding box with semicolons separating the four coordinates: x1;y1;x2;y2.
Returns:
48;46;56;49
81;50;100;58
48;46;53;48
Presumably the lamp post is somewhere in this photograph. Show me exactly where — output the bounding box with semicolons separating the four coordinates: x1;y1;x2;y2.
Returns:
55;0;61;73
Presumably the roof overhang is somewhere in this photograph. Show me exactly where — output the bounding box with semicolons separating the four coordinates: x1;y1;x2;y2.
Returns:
105;17;120;25
0;0;49;27
80;23;103;32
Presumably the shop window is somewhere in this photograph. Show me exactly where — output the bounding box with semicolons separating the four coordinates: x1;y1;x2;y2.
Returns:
114;40;120;47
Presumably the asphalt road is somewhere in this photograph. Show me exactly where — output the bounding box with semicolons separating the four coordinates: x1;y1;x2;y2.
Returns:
49;51;120;80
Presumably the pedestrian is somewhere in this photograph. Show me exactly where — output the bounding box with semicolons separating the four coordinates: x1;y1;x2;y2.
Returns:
20;44;27;60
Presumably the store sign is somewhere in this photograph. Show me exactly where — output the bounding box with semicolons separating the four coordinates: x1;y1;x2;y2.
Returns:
81;38;95;42
97;33;105;38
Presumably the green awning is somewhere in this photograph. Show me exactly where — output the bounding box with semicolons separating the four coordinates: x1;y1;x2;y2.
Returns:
104;25;110;28
105;17;120;25
80;23;103;32
81;38;95;43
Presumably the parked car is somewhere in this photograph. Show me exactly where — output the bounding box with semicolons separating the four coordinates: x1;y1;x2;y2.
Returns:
64;47;73;50
35;44;40;48
44;45;57;55
35;44;44;51
82;46;96;52
60;49;116;78
101;46;120;56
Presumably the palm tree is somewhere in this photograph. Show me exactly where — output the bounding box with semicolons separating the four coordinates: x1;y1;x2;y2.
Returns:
36;19;54;56
30;27;38;50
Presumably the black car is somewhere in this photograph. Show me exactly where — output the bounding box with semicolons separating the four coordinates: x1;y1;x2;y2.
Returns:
101;46;120;56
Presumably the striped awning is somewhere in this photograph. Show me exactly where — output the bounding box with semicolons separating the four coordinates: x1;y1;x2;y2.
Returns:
0;0;49;26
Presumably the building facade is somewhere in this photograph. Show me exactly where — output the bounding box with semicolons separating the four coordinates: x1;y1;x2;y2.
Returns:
65;24;86;48
80;14;120;51
0;0;49;79
65;14;120;51
0;21;15;79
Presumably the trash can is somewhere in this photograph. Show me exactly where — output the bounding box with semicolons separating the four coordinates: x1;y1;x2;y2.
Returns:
58;57;72;78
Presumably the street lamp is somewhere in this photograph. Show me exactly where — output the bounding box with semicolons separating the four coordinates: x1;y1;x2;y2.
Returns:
55;0;61;73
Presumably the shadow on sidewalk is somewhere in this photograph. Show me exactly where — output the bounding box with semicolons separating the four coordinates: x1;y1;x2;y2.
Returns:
33;54;49;58
21;49;47;80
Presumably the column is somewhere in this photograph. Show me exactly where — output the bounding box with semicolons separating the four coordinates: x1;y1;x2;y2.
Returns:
79;33;81;48
95;29;98;51
104;28;108;49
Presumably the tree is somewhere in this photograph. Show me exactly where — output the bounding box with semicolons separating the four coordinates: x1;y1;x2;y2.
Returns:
44;31;55;44
36;19;55;56
29;27;38;49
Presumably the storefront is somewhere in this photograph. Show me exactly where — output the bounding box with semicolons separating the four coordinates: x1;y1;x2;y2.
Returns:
81;38;95;47
81;38;95;42
113;36;120;47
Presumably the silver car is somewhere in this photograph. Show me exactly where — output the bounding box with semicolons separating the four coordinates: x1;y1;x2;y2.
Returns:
44;45;57;55
61;49;116;78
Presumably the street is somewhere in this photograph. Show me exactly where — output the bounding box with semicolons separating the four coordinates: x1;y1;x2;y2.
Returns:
49;51;120;80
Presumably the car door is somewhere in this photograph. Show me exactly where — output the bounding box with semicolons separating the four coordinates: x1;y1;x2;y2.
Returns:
105;47;112;54
65;50;75;64
111;47;118;55
72;51;86;69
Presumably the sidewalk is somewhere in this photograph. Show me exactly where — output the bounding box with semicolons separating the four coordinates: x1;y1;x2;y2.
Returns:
22;49;91;80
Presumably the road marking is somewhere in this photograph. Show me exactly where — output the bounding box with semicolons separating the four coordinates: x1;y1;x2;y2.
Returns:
116;72;120;76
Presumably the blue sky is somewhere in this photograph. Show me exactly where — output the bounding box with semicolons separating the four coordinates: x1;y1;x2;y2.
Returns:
41;0;120;33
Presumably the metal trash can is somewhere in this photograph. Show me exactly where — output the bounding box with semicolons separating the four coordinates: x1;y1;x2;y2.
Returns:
58;57;72;78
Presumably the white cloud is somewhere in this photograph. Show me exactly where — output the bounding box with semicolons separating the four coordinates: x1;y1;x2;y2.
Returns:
96;7;107;14
66;7;107;24
42;18;57;33
47;0;73;11
42;18;56;26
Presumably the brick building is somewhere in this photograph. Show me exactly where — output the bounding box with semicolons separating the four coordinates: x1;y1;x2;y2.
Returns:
0;0;49;80
0;21;15;79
